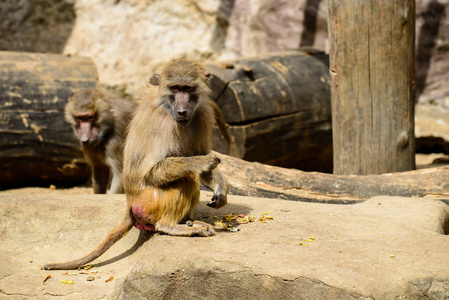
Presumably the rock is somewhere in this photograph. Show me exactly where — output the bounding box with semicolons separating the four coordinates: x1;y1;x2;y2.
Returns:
1;191;449;299
3;1;448;106
415;103;449;154
2;0;446;106
0;0;75;53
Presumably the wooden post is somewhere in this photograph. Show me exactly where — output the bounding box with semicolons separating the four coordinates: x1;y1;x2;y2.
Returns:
327;1;416;175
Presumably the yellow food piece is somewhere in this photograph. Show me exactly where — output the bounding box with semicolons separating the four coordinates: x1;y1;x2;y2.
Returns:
60;280;74;284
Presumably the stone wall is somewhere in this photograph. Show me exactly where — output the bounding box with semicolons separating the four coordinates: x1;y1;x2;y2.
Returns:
0;0;447;103
0;0;76;53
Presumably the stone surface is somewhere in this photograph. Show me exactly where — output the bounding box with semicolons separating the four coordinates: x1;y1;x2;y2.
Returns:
1;190;449;299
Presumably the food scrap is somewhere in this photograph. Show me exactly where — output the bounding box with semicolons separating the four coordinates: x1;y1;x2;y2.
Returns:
258;212;275;223
105;276;114;282
259;213;274;223
298;236;317;247
43;275;52;284
215;212;276;231
215;213;255;231
60;280;74;284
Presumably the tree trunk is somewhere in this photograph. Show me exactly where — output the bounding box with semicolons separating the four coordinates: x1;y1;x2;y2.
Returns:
327;1;416;175
216;152;449;204
0;51;97;184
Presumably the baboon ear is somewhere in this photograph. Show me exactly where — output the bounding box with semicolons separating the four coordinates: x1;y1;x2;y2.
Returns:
149;74;161;86
204;72;212;81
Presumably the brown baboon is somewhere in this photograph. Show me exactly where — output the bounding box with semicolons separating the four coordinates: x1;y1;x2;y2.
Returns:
65;89;136;194
44;58;228;270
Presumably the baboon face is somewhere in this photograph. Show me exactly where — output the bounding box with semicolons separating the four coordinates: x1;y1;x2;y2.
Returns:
65;90;112;148
168;84;198;123
149;58;211;124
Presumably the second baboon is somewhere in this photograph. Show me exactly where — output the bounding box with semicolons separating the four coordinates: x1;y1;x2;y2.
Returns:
65;89;136;194
44;58;228;270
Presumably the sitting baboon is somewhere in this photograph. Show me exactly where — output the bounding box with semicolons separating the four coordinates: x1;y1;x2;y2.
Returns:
44;58;228;270
65;89;136;194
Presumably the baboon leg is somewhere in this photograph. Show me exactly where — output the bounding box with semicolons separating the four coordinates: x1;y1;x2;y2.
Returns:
109;168;124;194
155;221;215;237
92;164;110;194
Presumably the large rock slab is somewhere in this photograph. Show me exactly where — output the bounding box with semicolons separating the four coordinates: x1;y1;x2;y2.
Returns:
1;191;448;299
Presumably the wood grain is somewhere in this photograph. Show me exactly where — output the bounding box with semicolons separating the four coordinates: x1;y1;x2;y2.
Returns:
327;1;416;175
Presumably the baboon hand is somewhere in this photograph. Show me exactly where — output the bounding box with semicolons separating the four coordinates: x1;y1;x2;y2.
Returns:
203;153;220;173
207;193;227;209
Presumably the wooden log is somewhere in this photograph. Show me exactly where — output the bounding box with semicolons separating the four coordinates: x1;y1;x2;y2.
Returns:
216;152;449;204
0;51;98;184
207;49;333;172
327;1;416;175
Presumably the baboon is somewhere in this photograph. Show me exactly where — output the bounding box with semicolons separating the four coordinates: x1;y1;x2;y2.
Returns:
65;89;136;194
44;59;228;270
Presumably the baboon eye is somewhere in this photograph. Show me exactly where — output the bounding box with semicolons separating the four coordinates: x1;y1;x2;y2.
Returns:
170;85;195;93
170;85;180;92
184;86;195;93
76;115;95;122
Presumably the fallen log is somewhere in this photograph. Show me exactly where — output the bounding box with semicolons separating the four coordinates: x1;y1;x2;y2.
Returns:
0;51;97;184
207;49;333;172
216;152;449;204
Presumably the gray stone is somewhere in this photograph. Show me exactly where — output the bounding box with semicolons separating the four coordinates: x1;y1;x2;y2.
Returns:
3;0;448;106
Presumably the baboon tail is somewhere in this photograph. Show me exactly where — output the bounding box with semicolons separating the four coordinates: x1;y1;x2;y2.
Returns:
44;214;134;270
211;101;238;156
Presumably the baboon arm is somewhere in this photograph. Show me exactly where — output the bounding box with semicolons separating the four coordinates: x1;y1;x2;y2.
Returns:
146;154;219;187
200;169;228;209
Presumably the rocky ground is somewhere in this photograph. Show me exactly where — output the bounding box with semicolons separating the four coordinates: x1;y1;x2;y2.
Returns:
1;189;449;299
0;101;448;299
